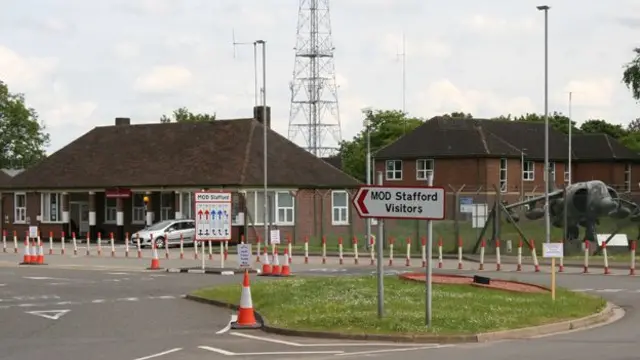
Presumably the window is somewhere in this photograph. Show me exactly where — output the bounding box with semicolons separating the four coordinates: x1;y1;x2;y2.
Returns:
159;192;174;220
41;193;62;223
180;192;193;219
14;193;26;223
105;198;117;223
331;191;349;225
625;164;632;192
245;190;295;225
548;162;556;183
132;193;146;223
499;158;507;193
522;161;534;181
276;192;294;225
416;159;434;180
385;160;402;180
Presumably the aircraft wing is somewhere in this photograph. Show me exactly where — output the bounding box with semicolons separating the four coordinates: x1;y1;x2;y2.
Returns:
504;189;564;210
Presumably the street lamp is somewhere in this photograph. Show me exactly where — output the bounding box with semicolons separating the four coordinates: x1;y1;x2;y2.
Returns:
255;40;268;247
520;148;527;203
362;107;373;250
537;4;551;244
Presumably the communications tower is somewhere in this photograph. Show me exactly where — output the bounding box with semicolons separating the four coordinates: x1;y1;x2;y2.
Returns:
287;0;342;157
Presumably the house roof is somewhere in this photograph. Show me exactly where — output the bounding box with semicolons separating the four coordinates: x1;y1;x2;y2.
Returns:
0;170;12;188
321;155;343;170
571;134;640;161
6;118;361;190
376;117;584;161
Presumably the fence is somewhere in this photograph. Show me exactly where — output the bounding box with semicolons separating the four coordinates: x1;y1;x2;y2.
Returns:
238;183;640;256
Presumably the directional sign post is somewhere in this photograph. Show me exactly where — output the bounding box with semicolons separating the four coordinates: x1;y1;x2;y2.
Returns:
194;191;233;270
352;181;445;327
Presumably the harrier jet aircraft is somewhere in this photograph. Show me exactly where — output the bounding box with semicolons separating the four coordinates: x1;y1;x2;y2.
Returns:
506;180;640;243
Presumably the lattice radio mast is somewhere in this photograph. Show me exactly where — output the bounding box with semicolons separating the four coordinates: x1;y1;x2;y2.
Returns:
287;0;342;157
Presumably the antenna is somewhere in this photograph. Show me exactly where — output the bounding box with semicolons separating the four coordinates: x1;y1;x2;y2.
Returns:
396;32;407;132
231;29;260;106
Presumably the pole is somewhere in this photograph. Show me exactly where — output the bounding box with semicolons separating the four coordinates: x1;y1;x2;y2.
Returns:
520;150;524;202
256;40;268;250
376;171;384;318
253;42;259;106
366;115;371;251
564;92;572;242
402;33;406;115
426;172;434;327
538;5;551;244
201;241;205;270
568;91;572;185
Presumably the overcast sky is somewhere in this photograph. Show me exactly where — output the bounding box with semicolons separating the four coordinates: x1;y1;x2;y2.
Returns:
1;0;639;154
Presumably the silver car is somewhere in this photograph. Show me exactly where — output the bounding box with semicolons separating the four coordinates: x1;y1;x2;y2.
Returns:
131;219;195;249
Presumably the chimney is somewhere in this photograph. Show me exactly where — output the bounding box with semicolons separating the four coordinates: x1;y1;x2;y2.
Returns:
115;117;130;126
253;106;271;128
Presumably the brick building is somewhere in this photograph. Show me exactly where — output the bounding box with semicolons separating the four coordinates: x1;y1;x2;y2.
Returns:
373;117;640;219
0;106;367;244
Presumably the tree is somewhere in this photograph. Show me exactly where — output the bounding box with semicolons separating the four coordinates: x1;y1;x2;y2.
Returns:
339;109;423;181
0;81;50;169
160;107;216;123
439;111;473;119
622;47;640;101
493;111;578;134
580;119;627;139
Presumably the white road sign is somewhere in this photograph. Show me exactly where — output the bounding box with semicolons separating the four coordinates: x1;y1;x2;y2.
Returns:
237;243;252;268
542;243;564;258
352;186;446;220
194;191;232;241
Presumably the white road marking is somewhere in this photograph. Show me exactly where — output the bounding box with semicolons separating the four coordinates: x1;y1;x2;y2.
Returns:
49;283;69;286
0;295;181;310
107;272;130;275
0;284;6;287
55;301;81;305
23;277;70;281
216;314;237;334
117;297;139;302
132;348;183;360
595;289;624;293
229;332;424;347
26;309;70;320
149;274;166;277
335;345;452;356
198;346;343;356
91;299;106;303
18;304;37;307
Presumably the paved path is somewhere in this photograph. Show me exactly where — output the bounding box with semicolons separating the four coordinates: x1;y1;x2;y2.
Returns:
0;252;638;359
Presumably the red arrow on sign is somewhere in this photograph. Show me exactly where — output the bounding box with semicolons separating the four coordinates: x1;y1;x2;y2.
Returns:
355;188;369;215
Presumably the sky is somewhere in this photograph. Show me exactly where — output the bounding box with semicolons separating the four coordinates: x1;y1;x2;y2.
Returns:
1;0;640;154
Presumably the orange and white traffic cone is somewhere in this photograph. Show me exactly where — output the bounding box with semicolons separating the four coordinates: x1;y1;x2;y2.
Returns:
37;240;45;265
271;249;281;275
20;238;31;265
230;270;261;329
147;242;162;270
259;247;271;276
280;249;291;277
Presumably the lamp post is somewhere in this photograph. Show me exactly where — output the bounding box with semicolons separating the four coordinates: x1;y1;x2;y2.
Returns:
362;107;373;250
537;4;551;244
255;40;268;247
520;148;527;203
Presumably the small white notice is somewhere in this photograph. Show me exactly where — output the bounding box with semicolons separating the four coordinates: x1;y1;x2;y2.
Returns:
237;244;251;268
269;229;281;245
28;226;38;238
542;243;564;258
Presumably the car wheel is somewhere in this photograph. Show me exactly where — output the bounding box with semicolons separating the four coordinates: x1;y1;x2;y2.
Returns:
155;237;165;249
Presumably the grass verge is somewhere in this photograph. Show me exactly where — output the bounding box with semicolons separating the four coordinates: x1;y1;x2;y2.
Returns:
190;275;605;335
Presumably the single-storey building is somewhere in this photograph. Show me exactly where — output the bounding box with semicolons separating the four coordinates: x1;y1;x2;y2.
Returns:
0;106;369;244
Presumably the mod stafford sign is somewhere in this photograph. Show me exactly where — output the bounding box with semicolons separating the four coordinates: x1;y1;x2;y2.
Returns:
352;186;446;220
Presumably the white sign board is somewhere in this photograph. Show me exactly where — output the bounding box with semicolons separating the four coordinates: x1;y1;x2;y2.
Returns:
270;229;281;245
596;234;629;247
237;243;252;268
542;243;564;258
472;204;488;229
194;191;232;241
352;186;445;220
28;226;38;238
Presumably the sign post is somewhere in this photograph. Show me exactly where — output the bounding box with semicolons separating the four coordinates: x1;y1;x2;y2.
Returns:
375;171;384;318
542;242;564;301
194;191;233;271
352;182;445;324
426;173;434;327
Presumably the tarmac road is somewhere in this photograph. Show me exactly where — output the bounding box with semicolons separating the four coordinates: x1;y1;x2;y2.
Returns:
0;252;638;360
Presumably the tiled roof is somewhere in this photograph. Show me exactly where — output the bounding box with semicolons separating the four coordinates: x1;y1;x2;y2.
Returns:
0;170;11;188
7;118;361;190
571;134;640;161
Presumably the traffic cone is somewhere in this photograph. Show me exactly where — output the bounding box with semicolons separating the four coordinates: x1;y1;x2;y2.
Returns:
271;250;281;275
230;270;261;329
20;239;31;265
147;243;162;270
259;247;271;276
280;248;291;277
36;240;45;265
